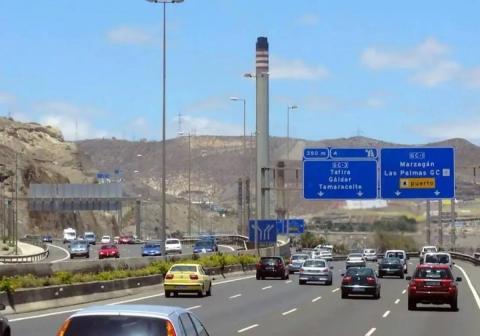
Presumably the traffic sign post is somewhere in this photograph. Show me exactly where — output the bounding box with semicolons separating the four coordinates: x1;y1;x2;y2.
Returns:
249;220;277;243
303;148;378;200
380;147;455;199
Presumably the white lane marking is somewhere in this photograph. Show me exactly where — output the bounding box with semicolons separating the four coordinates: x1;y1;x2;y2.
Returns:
218;244;236;252
332;288;340;293
365;327;376;336
48;244;70;263
282;308;297;316
238;324;259;333
402;289;407;295
9;275;256;322
312;296;322;302
262;285;272;290
186;305;201;310
229;294;242;299
285;280;292;284
382;310;390;318
394;299;400;304
455;264;480;311
408;262;413;265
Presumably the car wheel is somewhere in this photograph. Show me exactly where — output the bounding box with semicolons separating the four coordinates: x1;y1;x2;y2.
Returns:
206;284;212;296
450;297;458;311
299;280;305;285
408;298;416;310
70;255;74;259
378;272;383;278
99;256;103;260
115;255;120;258
286;273;290;280
86;254;90;259
400;273;404;279
341;290;348;299
327;278;333;286
375;290;381;300
198;289;204;298
165;290;171;298
256;274;260;280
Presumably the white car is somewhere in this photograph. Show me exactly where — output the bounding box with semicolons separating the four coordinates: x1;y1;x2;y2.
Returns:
165;238;182;254
363;248;378;262
384;250;408;274
345;253;366;268
100;235;112;244
318;250;333;261
424;252;454;268
420;245;438;263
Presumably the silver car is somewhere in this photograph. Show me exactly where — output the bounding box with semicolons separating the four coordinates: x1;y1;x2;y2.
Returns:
346;253;366;269
288;253;310;274
56;304;210;336
69;240;90;259
299;258;333;285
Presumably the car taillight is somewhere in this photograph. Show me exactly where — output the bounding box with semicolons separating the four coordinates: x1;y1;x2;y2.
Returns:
165;274;174;280
56;319;71;336
190;274;199;280
166;320;176;336
256;263;261;269
366;276;376;285
342;276;352;285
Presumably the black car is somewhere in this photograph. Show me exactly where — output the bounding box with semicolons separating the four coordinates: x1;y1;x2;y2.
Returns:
256;256;289;280
0;303;10;336
341;267;381;299
378;257;404;278
41;235;53;243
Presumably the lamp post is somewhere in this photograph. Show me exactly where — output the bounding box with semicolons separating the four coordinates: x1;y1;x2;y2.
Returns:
146;0;184;254
286;104;298;237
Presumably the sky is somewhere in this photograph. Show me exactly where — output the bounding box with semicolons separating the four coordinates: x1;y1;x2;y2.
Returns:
1;1;480;144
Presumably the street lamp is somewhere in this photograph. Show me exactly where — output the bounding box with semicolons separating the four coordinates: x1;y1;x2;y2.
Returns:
146;0;184;253
286;104;298;237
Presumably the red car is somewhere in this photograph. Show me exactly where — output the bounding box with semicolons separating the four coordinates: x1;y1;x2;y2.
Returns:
407;264;462;311
98;244;120;259
118;235;135;244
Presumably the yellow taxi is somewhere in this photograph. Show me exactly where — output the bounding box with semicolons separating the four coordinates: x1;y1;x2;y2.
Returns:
164;263;213;297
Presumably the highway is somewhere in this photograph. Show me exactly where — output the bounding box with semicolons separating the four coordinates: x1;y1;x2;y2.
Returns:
44;242;237;263
8;259;480;336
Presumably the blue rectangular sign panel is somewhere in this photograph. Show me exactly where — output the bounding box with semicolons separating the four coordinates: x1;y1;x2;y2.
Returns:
331;148;378;159
303;148;329;160
380;147;455;199
275;219;305;235
304;160;377;200
248;220;277;243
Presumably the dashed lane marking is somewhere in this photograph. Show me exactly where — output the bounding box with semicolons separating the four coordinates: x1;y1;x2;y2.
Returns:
238;324;259;333
382;310;390;318
332;288;340;293
282;308;297;316
229;294;242;299
186;305;201;310
402;289;406;295
285;280;292;284
394;299;400;304
312;296;322;302
365;327;376;336
262;286;272;290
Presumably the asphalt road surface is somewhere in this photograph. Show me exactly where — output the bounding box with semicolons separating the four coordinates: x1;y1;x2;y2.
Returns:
8;259;480;336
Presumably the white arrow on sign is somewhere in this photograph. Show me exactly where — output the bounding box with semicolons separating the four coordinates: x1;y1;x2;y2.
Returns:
357;191;363;197
264;224;274;241
434;190;441;196
333;151;338;156
318;191;325;197
395;190;401;196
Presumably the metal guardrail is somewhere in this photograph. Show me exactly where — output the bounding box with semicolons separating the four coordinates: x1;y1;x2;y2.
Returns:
0;248;49;264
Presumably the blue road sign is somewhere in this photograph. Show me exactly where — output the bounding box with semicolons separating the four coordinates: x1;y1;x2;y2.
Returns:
275;218;305;235
249;220;277;243
303;160;377;200
380;147;455;199
303;148;329;160
331;148;378;159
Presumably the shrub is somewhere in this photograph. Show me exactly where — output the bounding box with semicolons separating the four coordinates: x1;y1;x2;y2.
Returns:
54;272;73;285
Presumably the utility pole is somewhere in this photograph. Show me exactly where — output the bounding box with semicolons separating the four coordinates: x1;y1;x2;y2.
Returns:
426;200;431;245
14;153;18;255
188;133;192;236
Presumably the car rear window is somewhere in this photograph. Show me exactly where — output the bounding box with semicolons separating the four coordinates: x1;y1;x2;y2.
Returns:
170;265;197;273
414;267;452;279
64;315;168;336
144;244;160;249
384;258;401;264
261;257;281;265
195;241;213;247
364;249;375;253
346;268;374;277
303;260;326;268
101;245;115;250
291;255;308;261
349;253;363;258
425;254;450;264
386;252;404;259
166;239;180;244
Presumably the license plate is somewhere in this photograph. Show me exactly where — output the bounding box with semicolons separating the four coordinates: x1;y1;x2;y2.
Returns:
266;267;275;271
352;287;365;292
176;286;187;290
426;281;439;286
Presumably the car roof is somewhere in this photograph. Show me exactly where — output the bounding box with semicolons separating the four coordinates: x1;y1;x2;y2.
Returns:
70;305;185;318
416;263;450;269
171;263;200;267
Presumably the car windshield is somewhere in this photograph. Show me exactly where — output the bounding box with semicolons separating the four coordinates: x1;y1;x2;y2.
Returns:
303;260;326;268
383;258;401;264
195;241;213;247
292;255;309;261
170;265;197;273
346;268;375;277
64;315;168;336
386;252;404;259
71;242;87;248
415;267;452;279
144;244;160;249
